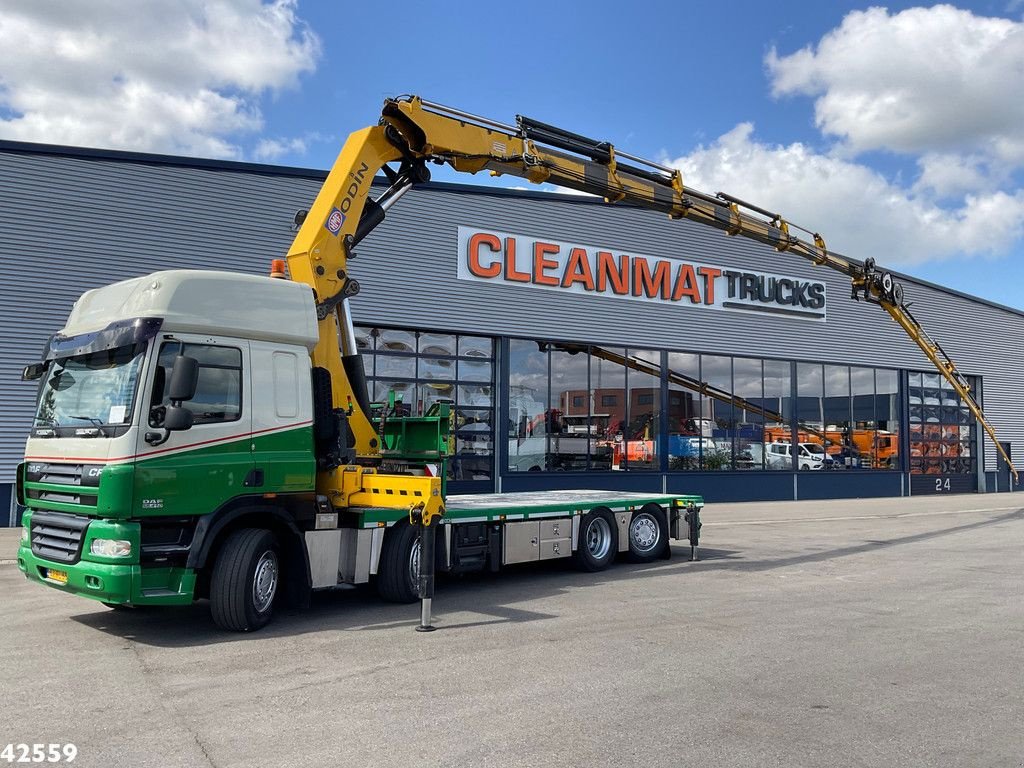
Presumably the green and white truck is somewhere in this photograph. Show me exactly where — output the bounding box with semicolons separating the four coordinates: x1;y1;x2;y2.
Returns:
16;269;703;631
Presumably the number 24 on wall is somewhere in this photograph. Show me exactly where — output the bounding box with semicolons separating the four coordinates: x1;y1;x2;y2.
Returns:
935;478;951;491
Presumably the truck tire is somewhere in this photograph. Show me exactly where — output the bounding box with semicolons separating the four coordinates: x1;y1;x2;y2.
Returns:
376;521;422;603
210;528;279;632
626;504;668;563
573;507;617;572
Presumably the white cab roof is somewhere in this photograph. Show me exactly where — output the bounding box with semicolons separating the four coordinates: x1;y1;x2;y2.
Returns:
62;269;319;349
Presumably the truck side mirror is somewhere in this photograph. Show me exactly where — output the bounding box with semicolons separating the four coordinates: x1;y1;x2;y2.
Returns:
21;361;49;381
163;405;193;432
167;355;199;402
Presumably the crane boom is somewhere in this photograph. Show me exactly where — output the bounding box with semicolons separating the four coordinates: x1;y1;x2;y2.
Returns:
286;95;1017;485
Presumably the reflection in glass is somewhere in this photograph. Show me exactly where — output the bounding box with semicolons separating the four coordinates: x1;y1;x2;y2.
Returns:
823;365;851;469
763;360;792;470
508;339;549;472
354;326;374;352
419;381;455;415
458;335;493;358
377;329;416;353
588;349;625;470
419;356;455;380
907;369;972;476
733;357;763;470
624;349;661;471
666;352;701;470
375;354;416;379
458;359;492;382
367;327;497;481
701;355;734;470
419;333;456;356
549;346;591;471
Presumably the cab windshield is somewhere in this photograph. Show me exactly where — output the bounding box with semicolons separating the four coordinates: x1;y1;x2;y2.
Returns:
34;343;145;434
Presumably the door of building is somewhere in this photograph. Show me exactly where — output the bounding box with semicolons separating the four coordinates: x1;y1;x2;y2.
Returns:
997;441;1012;492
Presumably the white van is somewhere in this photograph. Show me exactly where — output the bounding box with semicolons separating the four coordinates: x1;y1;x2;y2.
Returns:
765;442;828;470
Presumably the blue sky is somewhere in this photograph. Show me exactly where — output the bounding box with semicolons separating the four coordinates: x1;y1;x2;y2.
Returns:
2;0;1023;308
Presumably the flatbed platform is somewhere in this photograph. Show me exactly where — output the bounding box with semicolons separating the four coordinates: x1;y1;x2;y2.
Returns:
446;489;701;516
355;490;703;526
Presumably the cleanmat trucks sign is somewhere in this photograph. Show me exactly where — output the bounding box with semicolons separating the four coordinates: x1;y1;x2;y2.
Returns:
457;226;827;321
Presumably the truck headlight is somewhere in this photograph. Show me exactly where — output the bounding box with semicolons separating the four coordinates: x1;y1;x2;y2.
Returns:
21;526;28;542
90;539;132;557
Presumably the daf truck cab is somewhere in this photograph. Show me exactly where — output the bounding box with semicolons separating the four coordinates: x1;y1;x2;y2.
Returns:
19;270;319;613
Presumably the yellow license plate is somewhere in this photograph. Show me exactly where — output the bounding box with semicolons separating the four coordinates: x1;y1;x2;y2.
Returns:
46;569;69;584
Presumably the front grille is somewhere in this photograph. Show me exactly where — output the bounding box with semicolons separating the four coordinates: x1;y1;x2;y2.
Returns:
24;461;103;488
26;489;98;506
30;510;90;564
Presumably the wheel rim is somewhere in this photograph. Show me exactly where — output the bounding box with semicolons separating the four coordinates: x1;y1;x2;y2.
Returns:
252;550;278;613
408;539;421;588
586;517;612;560
630;513;660;553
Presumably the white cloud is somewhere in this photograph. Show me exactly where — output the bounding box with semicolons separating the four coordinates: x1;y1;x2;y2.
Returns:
655;5;1024;268
0;0;319;158
667;123;1024;266
766;5;1024;164
254;136;308;161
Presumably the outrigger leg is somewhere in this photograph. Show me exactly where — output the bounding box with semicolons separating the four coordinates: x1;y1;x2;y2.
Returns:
411;503;438;632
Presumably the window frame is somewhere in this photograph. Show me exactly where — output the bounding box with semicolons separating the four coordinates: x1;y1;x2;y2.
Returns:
148;341;244;427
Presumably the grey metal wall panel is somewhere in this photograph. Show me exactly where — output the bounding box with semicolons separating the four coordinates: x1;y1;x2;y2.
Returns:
2;146;1022;483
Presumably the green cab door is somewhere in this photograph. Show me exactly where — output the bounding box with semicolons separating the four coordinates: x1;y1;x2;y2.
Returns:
133;336;254;517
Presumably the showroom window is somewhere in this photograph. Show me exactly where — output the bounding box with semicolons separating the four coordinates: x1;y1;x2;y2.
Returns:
667;354;792;472
907;371;975;476
795;362;901;471
357;326;495;481
666;352;702;470
762;359;793;470
507;340;662;472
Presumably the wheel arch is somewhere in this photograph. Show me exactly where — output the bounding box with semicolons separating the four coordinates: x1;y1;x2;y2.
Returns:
188;500;311;607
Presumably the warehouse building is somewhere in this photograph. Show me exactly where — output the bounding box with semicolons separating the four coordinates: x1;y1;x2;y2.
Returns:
1;140;1021;525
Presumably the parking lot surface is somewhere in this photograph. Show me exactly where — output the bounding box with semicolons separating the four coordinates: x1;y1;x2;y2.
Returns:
3;494;1022;768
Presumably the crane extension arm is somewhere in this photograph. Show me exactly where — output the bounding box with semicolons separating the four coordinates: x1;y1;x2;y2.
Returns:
286;95;1016;483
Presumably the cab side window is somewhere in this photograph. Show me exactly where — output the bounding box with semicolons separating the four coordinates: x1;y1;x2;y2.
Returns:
149;343;243;426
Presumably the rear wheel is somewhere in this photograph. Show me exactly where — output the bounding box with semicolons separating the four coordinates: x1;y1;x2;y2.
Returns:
626;505;668;563
573;508;618;572
210;528;279;632
376;521;422;603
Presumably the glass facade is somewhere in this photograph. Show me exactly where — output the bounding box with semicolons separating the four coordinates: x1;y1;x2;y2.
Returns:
793;363;901;470
357;326;495;481
907;371;977;476
507;341;663;472
351;326;992;484
510;338;904;474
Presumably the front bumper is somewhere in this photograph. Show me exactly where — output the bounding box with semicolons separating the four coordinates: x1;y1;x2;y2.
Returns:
17;544;196;607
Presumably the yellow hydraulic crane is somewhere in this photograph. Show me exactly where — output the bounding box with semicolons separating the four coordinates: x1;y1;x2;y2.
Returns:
286;95;1017;486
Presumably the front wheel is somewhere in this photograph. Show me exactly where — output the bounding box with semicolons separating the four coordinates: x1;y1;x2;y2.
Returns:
210;528;279;632
573;508;618;572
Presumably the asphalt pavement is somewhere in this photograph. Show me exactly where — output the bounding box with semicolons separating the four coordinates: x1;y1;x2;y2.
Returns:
2;494;1022;768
